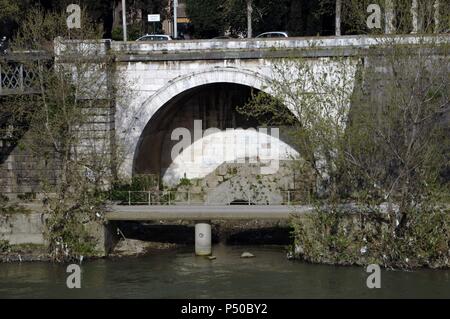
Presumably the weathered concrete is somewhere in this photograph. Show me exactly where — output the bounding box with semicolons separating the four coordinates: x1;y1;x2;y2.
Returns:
106;205;313;221
0;212;46;245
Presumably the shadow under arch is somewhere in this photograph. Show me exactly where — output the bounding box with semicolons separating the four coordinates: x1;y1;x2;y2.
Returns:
121;67;274;178
129;67;297;183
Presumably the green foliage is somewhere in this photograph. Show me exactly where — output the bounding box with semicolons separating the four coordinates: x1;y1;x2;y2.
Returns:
342;0;449;35
0;0;20;21
110;175;160;204
178;177;192;187
45;187;106;261
0;240;11;253
186;0;336;38
342;44;450;209
186;0;226;38
1;8;132;262
0;0;169;39
292;205;450;269
112;174;159;192
382;208;450;268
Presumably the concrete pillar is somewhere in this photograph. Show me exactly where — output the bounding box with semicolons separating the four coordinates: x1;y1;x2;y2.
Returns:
195;222;212;256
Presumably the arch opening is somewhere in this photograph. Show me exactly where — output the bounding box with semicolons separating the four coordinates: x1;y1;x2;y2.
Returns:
133;82;299;187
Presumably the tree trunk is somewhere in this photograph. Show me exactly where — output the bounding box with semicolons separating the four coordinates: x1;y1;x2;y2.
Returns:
434;0;440;33
385;0;395;34
335;0;341;36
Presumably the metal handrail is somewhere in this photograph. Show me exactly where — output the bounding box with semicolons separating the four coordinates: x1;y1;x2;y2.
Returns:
109;190;309;206
0;60;41;96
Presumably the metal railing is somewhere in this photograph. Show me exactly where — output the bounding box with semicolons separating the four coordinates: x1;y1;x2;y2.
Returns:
0;61;39;96
109;190;310;206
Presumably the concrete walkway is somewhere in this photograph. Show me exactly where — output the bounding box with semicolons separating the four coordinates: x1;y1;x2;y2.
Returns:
106;205;315;221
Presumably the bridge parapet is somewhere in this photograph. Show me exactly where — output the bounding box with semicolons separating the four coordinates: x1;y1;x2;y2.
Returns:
51;34;450;63
110;34;450;61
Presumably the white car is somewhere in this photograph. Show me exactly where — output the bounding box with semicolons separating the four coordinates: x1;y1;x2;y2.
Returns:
255;32;289;39
136;34;172;41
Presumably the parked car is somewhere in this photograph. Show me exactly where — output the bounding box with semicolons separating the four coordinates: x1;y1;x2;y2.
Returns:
255;32;289;39
136;34;172;41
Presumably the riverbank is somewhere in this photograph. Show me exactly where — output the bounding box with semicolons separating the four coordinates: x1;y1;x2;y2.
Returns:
2;204;449;270
290;206;450;270
0;240;185;263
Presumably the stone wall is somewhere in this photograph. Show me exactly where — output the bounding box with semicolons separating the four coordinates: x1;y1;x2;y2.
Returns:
0;211;46;245
0;103;115;197
168;160;313;205
0;207;117;257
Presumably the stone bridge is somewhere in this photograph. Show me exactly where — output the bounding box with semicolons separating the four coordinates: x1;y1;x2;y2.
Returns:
1;34;449;199
66;35;447;178
2;34;449;256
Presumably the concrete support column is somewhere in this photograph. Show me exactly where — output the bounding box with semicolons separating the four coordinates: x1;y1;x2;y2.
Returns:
195;222;212;256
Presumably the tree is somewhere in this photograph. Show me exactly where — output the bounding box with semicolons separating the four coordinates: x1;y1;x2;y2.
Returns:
238;3;449;268
345;36;449;225
341;0;450;35
238;55;357;199
0;0;26;38
1;8;132;261
185;0;337;38
239;1;449;210
186;0;226;38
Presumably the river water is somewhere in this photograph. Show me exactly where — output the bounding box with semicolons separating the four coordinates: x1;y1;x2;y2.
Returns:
0;245;449;299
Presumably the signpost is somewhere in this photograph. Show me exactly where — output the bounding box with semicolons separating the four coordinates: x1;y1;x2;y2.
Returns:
122;0;127;41
148;14;161;34
147;14;161;22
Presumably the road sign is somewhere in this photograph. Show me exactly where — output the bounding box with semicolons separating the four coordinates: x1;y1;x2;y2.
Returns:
148;14;161;22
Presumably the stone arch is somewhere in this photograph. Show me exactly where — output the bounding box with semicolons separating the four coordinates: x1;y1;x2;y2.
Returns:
121;67;274;178
145;67;272;113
